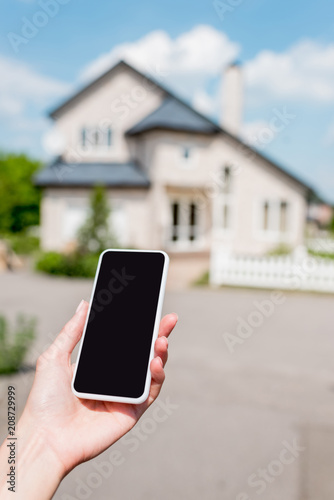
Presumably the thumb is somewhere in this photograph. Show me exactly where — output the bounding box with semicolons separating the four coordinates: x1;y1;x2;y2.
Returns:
52;300;89;358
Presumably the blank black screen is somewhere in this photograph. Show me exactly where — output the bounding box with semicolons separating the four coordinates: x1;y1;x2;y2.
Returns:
73;251;165;399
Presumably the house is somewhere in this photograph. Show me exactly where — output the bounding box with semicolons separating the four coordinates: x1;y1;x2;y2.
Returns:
307;202;333;232
35;59;312;281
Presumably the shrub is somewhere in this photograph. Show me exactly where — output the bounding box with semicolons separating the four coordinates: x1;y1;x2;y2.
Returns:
0;314;36;375
4;232;40;255
78;185;118;254
35;251;99;278
194;270;209;286
267;244;292;256
308;249;334;260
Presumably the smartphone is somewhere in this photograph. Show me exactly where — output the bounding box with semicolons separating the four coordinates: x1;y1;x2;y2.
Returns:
72;249;169;404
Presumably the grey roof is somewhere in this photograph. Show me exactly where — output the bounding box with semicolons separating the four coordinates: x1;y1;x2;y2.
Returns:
34;160;150;188
126;97;220;136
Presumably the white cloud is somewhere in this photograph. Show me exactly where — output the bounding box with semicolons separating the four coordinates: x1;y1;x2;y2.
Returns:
245;39;334;105
80;25;240;103
0;96;23;116
2;24;334;165
79;27;334;128
193;88;218;115
0;55;70;156
241;120;269;144
0;55;70;119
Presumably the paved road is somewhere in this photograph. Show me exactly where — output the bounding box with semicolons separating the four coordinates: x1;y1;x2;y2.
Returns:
1;270;334;499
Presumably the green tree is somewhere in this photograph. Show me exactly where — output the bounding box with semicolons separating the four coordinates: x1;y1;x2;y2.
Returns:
0;152;41;233
77;185;117;254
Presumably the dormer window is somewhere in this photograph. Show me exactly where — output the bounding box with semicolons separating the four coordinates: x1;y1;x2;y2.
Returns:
81;126;113;150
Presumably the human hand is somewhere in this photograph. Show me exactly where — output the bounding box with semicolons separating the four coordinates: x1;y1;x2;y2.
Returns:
0;300;177;500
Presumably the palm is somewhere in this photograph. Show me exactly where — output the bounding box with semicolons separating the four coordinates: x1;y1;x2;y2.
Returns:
22;302;176;474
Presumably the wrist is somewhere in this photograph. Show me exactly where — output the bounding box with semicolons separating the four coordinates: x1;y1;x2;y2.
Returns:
0;414;65;500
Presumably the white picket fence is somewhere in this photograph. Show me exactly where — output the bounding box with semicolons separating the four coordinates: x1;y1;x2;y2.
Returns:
307;237;334;254
210;245;334;292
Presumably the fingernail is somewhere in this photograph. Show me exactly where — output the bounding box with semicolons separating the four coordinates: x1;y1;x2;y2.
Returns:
158;356;163;367
162;336;168;348
76;300;85;313
172;312;178;321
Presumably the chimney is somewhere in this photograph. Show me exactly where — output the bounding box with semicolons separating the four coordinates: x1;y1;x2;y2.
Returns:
221;61;243;136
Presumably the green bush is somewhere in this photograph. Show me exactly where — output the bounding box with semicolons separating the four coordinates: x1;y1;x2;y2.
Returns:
308;250;334;260
35;251;99;278
193;270;209;286
4;232;40;255
267;244;292;256
0;314;36;375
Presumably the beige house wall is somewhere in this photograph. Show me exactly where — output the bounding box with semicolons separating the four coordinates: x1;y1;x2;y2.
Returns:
54;65;165;164
133;130;307;255
41;65;308;256
40;128;307;255
210;137;307;255
40;188;152;251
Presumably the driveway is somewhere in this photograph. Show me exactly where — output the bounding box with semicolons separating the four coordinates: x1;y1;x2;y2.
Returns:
1;269;334;499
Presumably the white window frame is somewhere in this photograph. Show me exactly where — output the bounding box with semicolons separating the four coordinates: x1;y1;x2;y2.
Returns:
220;165;233;194
179;144;198;169
254;198;292;241
212;193;235;238
80;125;114;154
168;197;205;250
62;199;89;245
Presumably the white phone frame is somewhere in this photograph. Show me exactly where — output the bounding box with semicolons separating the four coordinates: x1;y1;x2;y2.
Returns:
71;248;169;404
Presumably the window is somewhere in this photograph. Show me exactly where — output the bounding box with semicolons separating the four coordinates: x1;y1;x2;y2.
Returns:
279;201;288;232
182;146;192;160
221;166;232;193
81;126;113;150
63;202;88;243
81;128;86;147
171;202;179;241
180;145;197;168
170;200;199;243
260;200;290;234
222;202;230;229
263;201;269;231
189;203;197;241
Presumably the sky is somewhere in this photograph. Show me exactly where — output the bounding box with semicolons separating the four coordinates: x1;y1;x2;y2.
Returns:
1;0;334;201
